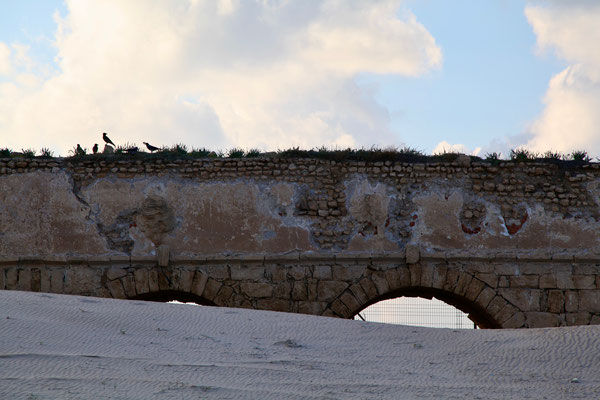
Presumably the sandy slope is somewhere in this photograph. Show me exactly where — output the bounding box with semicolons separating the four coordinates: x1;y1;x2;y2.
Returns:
1;291;599;399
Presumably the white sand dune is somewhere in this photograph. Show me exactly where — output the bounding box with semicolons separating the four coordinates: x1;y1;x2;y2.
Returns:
1;291;599;399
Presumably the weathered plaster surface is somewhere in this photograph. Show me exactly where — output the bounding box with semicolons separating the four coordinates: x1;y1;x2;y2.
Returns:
2;156;600;328
0;171;106;255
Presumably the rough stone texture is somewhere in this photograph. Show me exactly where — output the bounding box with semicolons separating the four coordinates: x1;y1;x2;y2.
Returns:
2;156;600;328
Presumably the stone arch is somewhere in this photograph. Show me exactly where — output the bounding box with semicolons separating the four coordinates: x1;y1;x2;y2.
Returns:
351;287;500;329
326;265;524;329
103;266;218;305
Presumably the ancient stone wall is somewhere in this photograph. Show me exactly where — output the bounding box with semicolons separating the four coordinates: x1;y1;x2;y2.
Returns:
2;155;600;328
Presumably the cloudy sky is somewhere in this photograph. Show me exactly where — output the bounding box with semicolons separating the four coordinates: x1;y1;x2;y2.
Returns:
0;0;598;157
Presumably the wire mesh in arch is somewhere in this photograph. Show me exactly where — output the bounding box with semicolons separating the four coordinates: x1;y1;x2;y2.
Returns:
354;296;477;329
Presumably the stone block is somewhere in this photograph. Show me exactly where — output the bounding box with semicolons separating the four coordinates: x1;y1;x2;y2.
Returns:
475;287;496;309
231;265;264;281
409;263;421;286
578;290;600;313
555;273;575;289
40;269;50;292
330;298;351;318
539;274;557;289
486;296;507;319
298;301;327;315
573;275;595;289
202;278;222;302
106;267;127;281
265;265;286;282
524;312;560;328
313;265;332;280
308;281;318;301
384;269;401;291
31;269;41;292
213;285;234;306
443;268;459;292
495;277;508;289
339;291;361;313
517;263;551;275
273;282;292;299
573;264;600;275
566;312;591;326
495;303;518;325
121;275;136;297
133;268;150;295
498;288;541;311
292;282;308;300
405;244;420;264
107;279;125;299
288;266;308;280
148;268;160;292
191;271;208;297
240;282;273;298
178;269;195;292
49;268;64;293
257;298;289;312
420;264;434;288
590;315;600;325
371;272;389;295
349;283;369;305
157;268;172;291
454;273;473;296
157;244;170;267
205;265;229;280
16;268;31;291
565;290;579;313
464;278;485;302
502;311;525;329
332;265;365;282
493;263;519;275
359;277;379;300
547;290;564;313
432;265;448;289
474;273;497;288
317;281;349;302
509;275;539;288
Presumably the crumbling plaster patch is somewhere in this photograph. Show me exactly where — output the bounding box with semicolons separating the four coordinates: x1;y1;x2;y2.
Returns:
0;171;107;255
79;176;315;256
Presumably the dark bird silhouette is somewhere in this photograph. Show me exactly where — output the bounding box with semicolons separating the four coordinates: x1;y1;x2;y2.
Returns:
143;142;159;153
76;144;85;155
92;143;98;154
102;132;115;147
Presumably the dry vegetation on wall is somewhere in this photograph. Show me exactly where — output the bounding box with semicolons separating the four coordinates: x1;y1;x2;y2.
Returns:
0;145;596;166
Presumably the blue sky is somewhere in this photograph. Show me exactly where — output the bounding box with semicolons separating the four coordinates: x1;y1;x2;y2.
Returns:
370;0;566;154
0;0;598;157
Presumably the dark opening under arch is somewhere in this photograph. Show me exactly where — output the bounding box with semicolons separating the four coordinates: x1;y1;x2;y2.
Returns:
353;287;501;329
128;290;216;306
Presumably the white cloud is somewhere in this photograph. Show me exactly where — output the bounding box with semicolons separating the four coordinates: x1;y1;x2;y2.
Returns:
0;42;11;76
432;140;481;156
524;2;600;153
0;0;441;155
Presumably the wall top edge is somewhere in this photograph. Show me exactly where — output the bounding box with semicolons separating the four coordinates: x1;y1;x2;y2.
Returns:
1;251;599;266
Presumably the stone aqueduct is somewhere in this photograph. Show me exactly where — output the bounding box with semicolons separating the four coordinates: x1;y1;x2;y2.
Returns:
2;154;600;328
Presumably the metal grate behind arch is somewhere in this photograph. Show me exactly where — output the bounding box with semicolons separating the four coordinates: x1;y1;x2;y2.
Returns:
355;296;477;329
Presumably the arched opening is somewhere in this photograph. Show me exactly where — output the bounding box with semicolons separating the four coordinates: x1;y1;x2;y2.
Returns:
128;290;215;306
353;287;500;329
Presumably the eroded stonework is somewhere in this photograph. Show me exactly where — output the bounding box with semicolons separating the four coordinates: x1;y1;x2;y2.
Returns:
2;155;600;328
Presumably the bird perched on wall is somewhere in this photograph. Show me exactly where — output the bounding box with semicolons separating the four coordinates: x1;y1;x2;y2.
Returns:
76;144;85;156
102;132;115;147
92;144;98;154
143;142;159;153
